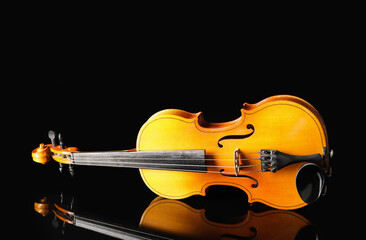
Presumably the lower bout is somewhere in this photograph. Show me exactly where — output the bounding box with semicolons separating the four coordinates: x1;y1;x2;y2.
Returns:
139;164;324;210
139;169;208;199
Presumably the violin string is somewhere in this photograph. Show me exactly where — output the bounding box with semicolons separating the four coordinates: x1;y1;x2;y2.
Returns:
205;152;260;155
71;157;262;161
71;160;262;169
58;151;264;174
73;152;261;157
72;161;263;175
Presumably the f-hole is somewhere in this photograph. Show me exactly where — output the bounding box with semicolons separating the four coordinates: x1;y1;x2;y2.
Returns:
220;169;259;188
218;124;255;148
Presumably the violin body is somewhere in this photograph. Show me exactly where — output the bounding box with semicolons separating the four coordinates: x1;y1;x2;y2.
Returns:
32;95;331;210
137;95;329;209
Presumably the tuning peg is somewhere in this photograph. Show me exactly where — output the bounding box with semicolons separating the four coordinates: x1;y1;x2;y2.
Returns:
58;133;65;150
48;130;58;147
51;132;64;174
58;133;75;177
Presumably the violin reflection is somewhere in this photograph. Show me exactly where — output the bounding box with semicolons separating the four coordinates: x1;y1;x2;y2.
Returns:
34;193;318;240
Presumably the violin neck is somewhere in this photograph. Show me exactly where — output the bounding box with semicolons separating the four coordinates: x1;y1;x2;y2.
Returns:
71;150;207;172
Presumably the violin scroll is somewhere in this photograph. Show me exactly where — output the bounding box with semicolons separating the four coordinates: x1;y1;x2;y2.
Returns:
31;143;52;164
31;132;79;165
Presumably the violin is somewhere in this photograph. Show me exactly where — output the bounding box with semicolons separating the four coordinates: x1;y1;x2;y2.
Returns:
32;95;333;210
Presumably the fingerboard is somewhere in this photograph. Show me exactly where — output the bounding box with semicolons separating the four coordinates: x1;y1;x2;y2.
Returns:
72;150;207;172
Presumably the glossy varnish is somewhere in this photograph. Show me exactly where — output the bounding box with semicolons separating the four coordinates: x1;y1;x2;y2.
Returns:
137;95;328;209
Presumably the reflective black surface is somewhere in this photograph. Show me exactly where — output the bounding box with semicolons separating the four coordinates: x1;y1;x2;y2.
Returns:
32;184;321;240
8;23;364;239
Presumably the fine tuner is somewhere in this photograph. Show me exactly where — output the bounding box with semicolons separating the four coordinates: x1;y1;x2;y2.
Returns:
32;95;333;210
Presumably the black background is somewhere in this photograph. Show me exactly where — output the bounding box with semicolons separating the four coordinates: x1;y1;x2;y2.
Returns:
5;12;364;240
